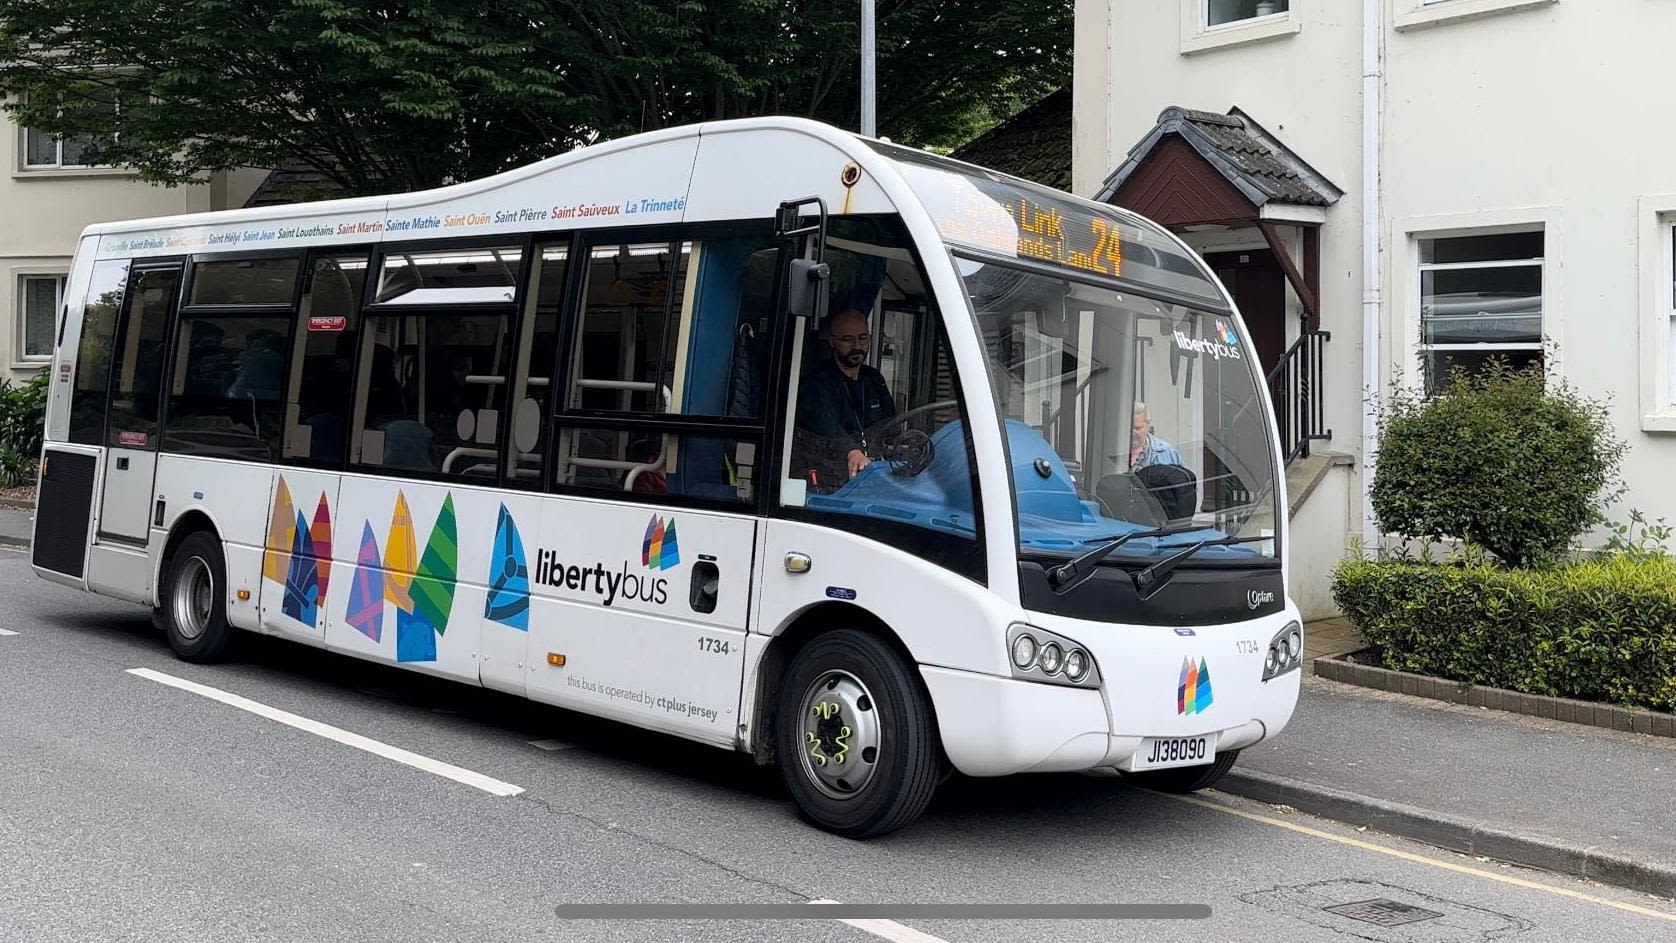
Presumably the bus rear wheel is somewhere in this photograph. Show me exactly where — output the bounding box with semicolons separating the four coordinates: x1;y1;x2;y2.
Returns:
775;629;943;838
1122;750;1240;793
162;531;239;663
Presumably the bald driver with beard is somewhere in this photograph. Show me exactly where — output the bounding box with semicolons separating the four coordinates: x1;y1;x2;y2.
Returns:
795;308;896;485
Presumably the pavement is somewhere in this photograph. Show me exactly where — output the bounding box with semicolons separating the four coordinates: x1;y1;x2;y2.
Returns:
3;550;1674;941
1303;615;1365;668
0;504;31;548
1230;676;1676;895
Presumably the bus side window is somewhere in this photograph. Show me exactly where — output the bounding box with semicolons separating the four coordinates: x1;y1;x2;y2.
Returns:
778;225;983;581
283;252;367;465
164;315;293;461
351;311;516;481
553;226;776;503
67;259;131;445
105;267;180;451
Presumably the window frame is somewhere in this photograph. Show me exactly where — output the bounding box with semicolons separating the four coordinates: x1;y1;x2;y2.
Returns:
344;237;529;487
1179;0;1300;55
1395;0;1558;32
1638;199;1676;432
1414;230;1545;394
17;271;68;364
156;251;308;464
19;91;124;171
761;220;989;584
276;245;376;471
546;221;785;515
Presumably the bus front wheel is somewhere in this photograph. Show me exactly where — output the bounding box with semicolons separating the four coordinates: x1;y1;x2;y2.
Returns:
162;531;239;663
775;629;944;838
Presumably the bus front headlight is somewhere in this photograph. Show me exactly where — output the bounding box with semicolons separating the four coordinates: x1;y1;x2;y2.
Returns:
1006;624;1100;689
1262;620;1304;682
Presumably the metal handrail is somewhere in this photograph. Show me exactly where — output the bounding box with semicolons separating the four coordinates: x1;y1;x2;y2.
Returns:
1266;330;1332;465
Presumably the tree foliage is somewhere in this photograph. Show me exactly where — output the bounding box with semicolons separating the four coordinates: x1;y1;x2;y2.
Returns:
0;0;1069;195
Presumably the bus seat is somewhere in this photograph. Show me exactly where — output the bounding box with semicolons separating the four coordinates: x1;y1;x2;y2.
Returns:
380;419;435;471
1095;473;1167;527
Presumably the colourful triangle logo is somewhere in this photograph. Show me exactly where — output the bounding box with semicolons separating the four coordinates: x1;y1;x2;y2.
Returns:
1178;656;1214;715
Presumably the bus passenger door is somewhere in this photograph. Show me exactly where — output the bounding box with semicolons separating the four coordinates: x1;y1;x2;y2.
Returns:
97;264;181;545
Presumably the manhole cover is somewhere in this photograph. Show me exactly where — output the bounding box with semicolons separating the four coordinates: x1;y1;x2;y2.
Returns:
1326;899;1445;928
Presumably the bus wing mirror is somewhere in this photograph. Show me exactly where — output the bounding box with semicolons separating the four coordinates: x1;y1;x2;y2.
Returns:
786;259;830;320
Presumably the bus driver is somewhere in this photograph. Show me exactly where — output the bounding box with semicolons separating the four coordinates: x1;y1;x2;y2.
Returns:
795;308;896;488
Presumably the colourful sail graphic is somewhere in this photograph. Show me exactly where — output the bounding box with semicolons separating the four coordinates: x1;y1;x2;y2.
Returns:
484;504;529;631
282;509;319;625
345;522;384;642
411;494;458;637
641;515;679;570
396;607;437;662
262;476;295;582
1177;657;1214;716
384;491;416;611
311;495;333;603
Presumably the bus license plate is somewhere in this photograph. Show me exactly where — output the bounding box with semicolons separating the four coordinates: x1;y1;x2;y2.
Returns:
1133;735;1215;771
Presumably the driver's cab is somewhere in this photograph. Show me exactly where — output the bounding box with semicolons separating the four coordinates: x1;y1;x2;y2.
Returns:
779;216;981;577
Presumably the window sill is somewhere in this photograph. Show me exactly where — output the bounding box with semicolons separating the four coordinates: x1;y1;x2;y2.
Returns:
1180;15;1301;55
13;166;138;180
1642;414;1676;434
9;361;52;371
1395;0;1557;32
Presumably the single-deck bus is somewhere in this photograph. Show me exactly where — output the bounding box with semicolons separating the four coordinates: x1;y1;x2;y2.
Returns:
33;118;1300;836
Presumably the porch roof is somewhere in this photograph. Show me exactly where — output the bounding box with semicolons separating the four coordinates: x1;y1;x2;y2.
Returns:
1095;106;1342;209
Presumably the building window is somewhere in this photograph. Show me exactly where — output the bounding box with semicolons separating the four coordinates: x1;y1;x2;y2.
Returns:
19;274;66;361
1668;223;1676;405
1207;0;1289;27
1417;230;1544;393
22;91;120;169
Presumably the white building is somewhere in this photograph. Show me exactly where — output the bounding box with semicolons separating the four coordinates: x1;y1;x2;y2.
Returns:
1073;0;1676;617
2;116;264;380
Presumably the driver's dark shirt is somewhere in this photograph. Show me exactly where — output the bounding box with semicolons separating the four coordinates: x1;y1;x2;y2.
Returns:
795;357;896;454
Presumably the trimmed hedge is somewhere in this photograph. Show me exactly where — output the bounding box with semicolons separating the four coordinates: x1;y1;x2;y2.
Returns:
1333;554;1676;711
0;369;48;487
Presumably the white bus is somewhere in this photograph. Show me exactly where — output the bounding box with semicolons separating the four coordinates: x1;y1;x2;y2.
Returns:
32;118;1300;836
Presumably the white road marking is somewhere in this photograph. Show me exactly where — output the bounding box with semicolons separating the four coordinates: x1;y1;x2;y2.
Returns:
808;900;954;943
527;738;575;752
127;667;524;797
0;628;18;636
1173;792;1676;922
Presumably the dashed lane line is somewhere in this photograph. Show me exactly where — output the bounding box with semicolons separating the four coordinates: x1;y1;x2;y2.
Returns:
1170;791;1676;922
807;900;954;943
0;628;18;636
127;667;524;797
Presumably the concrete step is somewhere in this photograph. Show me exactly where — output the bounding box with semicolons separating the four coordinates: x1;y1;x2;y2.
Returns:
1286;449;1352;518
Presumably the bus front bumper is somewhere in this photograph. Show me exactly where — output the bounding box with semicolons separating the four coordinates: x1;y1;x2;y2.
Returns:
920;661;1297;778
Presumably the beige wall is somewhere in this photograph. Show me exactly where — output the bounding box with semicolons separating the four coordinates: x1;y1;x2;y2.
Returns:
0;120;265;376
1077;0;1676;604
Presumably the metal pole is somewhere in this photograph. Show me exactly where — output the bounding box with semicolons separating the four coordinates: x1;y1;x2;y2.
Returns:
860;0;876;137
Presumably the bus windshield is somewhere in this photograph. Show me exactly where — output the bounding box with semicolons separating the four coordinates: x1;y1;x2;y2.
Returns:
959;256;1280;563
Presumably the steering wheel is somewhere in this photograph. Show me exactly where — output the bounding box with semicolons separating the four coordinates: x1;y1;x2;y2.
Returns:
863;399;958;477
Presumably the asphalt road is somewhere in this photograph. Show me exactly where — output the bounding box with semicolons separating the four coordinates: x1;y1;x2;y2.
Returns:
2;546;1672;943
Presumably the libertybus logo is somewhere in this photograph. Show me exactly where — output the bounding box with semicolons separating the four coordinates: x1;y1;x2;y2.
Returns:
642;515;681;571
1177;657;1214;715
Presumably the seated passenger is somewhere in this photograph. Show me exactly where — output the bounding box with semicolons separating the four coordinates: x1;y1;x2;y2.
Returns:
1129;401;1182;470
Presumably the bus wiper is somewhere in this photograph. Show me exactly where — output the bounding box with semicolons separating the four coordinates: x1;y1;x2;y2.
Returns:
1132;535;1272;597
1047;522;1207;594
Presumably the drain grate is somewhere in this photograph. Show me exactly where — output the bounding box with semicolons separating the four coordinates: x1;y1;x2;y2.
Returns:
1324;898;1445;928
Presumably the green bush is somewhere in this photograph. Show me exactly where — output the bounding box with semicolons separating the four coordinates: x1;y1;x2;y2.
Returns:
1333;554;1676;710
0;369;49;487
1370;360;1624;568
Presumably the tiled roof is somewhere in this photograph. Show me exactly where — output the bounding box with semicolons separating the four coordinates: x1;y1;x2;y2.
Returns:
949;87;1072;192
243;166;351;208
1096;106;1341;208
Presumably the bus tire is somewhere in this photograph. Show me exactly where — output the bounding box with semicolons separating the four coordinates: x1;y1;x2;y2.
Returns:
161;531;239;663
775;629;943;838
1122;750;1240;793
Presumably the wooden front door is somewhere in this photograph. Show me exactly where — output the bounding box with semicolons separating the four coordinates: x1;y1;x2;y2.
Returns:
1204;249;1286;378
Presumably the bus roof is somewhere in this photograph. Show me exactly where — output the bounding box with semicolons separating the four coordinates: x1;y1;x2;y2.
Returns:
84;117;1223;306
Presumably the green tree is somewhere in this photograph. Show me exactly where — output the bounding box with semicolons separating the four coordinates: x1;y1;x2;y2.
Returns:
0;0;1069;195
